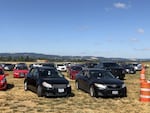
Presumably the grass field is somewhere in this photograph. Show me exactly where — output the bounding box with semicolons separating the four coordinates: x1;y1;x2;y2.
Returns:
0;62;150;113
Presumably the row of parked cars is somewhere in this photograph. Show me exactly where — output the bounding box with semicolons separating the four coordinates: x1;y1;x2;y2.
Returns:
0;61;142;98
67;62;142;80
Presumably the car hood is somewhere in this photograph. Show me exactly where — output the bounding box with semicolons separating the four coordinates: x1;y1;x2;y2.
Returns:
92;78;123;85
41;77;69;84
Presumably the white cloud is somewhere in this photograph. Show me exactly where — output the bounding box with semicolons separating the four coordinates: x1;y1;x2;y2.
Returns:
134;48;150;51
137;28;144;34
130;38;139;42
114;2;127;9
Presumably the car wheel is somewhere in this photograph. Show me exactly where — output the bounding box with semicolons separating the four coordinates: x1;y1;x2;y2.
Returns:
90;86;95;97
24;81;28;91
75;81;79;90
37;85;43;97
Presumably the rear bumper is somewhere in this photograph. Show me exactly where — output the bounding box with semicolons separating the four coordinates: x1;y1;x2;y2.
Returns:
13;73;27;78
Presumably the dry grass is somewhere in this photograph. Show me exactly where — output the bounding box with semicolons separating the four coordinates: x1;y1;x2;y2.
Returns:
0;62;150;113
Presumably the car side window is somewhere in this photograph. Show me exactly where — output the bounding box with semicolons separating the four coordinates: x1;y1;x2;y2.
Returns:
33;69;38;78
84;70;90;78
29;68;35;76
86;72;91;78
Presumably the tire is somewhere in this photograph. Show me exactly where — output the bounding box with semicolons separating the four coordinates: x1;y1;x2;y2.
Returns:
75;81;79;90
37;85;43;97
90;86;96;97
24;81;28;91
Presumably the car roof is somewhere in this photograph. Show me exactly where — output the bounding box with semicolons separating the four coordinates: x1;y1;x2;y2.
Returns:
32;66;56;70
83;68;105;71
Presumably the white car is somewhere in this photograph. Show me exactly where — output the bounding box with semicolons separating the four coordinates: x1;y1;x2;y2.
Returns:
132;63;142;71
56;64;67;72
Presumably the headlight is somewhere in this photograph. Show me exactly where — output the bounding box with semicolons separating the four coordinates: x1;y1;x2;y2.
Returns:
94;83;107;89
122;84;126;88
42;82;52;88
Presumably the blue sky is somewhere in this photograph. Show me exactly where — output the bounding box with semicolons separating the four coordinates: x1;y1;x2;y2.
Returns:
0;0;150;58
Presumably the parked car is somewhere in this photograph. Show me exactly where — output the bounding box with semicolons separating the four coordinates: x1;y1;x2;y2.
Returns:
24;66;71;97
122;64;136;74
68;65;83;80
13;64;28;78
56;64;67;72
0;68;8;90
84;62;98;68
132;63;142;71
95;62;125;80
3;63;15;71
75;68;127;97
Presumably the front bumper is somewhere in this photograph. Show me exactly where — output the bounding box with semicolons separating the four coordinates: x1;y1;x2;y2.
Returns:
42;86;71;97
94;87;127;97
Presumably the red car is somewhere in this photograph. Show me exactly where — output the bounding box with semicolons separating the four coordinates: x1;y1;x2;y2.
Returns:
13;65;28;78
68;66;83;80
0;68;8;90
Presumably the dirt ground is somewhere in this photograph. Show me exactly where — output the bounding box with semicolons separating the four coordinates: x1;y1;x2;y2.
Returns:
0;63;150;113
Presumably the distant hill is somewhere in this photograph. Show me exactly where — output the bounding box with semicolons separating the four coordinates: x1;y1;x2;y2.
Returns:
0;52;147;62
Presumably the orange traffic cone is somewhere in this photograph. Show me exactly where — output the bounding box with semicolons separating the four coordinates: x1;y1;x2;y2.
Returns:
140;64;146;83
140;81;150;102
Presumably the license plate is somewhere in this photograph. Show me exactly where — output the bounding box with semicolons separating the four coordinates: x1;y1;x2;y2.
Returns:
112;91;118;95
58;88;64;93
20;74;24;77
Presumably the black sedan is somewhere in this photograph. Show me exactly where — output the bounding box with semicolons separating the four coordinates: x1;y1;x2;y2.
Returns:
24;66;71;97
75;68;127;97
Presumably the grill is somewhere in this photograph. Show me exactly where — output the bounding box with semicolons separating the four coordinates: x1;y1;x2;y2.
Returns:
53;84;67;88
107;84;121;89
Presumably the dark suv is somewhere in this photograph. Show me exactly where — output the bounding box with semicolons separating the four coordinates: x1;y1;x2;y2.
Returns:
95;62;125;80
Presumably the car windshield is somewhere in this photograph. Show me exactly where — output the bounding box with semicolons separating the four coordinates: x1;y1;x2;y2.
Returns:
89;70;115;79
5;64;12;66
126;64;133;68
103;63;120;67
16;66;28;70
71;66;82;71
57;64;64;66
0;70;4;75
39;69;63;78
42;63;55;67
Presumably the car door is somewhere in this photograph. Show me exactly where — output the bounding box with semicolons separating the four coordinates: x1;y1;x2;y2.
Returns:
30;68;39;92
80;70;90;92
77;70;85;89
26;68;35;90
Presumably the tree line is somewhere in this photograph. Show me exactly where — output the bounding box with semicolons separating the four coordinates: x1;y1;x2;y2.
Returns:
0;56;88;62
